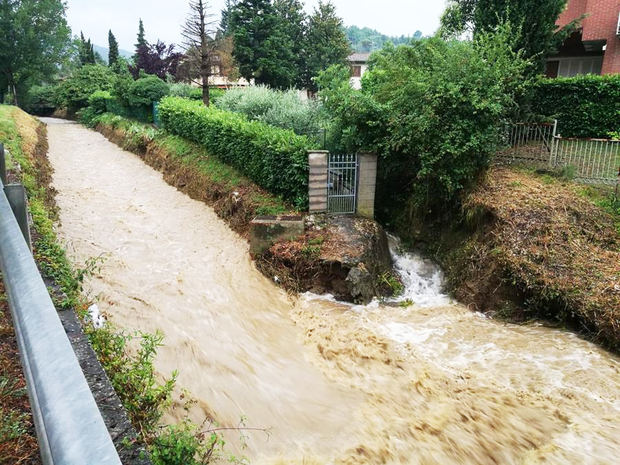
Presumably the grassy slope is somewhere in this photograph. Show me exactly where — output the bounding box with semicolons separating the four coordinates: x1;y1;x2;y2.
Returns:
437;166;620;350
0;105;42;464
92;113;293;237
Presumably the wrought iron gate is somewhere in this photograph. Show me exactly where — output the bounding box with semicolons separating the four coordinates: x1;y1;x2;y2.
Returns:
327;154;358;214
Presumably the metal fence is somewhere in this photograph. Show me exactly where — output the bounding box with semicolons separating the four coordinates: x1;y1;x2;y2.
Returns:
498;121;557;167
0;144;121;465
496;121;620;184
551;137;620;184
328;154;358;214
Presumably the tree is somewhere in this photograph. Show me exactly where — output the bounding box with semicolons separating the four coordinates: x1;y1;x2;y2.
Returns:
219;0;238;35
274;0;306;88
108;30;119;67
440;0;577;71
0;0;71;106
78;32;96;66
130;40;183;80
304;1;351;92
133;18;149;71
181;0;217;106
228;0;298;89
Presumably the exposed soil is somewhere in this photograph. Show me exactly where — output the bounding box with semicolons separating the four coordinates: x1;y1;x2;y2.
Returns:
256;215;397;303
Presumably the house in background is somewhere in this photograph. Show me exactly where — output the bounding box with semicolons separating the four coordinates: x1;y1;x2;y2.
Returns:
349;53;370;89
546;0;620;77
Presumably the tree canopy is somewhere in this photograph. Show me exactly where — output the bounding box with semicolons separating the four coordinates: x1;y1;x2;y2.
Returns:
0;0;71;105
440;0;575;71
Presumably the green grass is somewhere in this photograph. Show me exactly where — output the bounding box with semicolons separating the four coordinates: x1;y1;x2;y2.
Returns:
93;112;291;218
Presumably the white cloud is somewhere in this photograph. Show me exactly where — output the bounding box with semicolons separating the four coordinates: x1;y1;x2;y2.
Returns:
65;0;447;50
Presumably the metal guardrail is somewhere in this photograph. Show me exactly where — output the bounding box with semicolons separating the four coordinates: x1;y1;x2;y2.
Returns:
0;144;121;465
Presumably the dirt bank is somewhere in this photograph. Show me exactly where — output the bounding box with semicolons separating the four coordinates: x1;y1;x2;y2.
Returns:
407;166;620;350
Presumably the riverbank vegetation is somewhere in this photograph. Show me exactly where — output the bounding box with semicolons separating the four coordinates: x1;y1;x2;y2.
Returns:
91;112;293;235
0;105;251;463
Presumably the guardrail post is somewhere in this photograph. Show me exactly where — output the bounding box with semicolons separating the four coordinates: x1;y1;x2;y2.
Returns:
4;184;32;250
0;142;6;185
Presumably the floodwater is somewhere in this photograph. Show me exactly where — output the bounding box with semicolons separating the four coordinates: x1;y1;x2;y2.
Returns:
44;118;620;464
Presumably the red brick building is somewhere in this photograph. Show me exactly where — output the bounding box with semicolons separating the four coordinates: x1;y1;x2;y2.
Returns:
546;0;620;77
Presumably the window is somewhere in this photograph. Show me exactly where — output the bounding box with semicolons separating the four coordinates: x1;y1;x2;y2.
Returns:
351;65;361;78
557;57;603;77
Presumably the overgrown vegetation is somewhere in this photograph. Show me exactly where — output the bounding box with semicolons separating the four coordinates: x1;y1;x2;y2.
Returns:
159;96;312;208
0;284;40;464
424;167;620;350
216;85;324;139
318;27;532;221
530;74;620;138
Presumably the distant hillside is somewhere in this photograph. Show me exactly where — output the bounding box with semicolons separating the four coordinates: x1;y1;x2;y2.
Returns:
345;26;422;53
93;44;133;64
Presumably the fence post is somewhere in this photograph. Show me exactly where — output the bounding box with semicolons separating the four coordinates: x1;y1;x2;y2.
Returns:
4;184;31;250
356;152;377;219
308;150;329;213
0;142;6;185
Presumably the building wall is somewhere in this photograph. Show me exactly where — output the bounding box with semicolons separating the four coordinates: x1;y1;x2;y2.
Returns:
556;0;620;74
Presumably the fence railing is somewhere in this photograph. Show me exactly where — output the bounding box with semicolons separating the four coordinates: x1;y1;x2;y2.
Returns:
551;137;620;184
0;144;121;465
496;122;620;184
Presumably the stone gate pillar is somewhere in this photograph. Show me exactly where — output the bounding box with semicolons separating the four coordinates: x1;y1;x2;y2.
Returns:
308;150;328;213
356;151;377;219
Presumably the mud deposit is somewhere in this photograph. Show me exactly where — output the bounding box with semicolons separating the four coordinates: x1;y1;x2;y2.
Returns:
44;118;620;464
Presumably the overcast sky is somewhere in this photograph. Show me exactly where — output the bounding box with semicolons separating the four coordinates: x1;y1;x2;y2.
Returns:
64;0;448;51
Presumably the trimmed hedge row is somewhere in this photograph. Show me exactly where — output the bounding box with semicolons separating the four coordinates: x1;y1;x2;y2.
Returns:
531;74;620;138
158;97;310;208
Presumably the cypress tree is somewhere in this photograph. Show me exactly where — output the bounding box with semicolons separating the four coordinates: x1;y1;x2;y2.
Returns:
108;30;119;66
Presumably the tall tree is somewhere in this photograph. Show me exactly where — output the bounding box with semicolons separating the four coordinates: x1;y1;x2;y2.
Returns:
182;0;217;105
0;0;71;105
229;0;298;89
78;32;96;66
304;1;351;92
219;0;238;35
133;18;149;71
440;0;577;71
108;30;119;67
274;0;306;88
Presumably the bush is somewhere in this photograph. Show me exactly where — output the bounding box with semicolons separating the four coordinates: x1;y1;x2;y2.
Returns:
216;85;324;140
319;27;532;219
530;74;620;138
128;76;170;108
169;83;202;99
55;65;114;112
24;85;58;116
88;90;113;115
159;96;311;207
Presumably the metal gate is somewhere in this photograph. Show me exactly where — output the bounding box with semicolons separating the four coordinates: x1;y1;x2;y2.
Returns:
327;154;358;214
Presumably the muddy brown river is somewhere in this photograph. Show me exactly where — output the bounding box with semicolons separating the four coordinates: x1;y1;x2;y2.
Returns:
43;118;619;464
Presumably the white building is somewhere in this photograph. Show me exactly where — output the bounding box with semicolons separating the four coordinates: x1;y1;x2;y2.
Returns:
348;53;370;89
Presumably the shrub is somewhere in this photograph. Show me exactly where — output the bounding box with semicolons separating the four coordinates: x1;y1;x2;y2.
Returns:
216;85;324;140
88;90;113;115
319;27;532;219
55;64;114;112
159;96;311;207
169;83;202;99
24;85;58;116
128;76;170;108
530;74;620;138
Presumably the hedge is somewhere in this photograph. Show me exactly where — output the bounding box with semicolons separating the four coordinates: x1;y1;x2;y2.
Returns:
158;97;311;208
531;74;620;138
